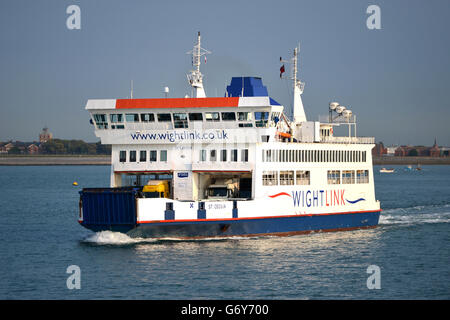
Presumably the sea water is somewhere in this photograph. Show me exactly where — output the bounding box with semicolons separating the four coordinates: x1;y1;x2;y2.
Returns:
0;165;448;299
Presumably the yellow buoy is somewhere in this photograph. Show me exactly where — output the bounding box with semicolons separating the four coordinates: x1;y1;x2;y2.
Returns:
72;182;78;186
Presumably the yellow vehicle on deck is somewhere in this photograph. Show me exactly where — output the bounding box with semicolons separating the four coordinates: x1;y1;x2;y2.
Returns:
142;180;170;198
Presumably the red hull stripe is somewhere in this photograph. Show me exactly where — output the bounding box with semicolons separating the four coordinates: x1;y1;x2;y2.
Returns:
268;192;292;198
138;209;381;224
115;97;240;109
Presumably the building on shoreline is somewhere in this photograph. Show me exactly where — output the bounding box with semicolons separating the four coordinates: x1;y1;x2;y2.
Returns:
386;146;397;156
1;128;53;155
0;141;41;155
394;139;442;157
27;144;39;154
372;142;387;156
0;142;14;154
39;127;53;143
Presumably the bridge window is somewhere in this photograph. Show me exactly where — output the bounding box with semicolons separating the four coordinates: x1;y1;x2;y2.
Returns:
110;114;123;123
173;113;188;128
254;112;269;127
262;171;278;186
271;112;280;122
238;112;252;121
157;113;172;122
205;112;220;121
221;112;236;121
93;114;108;129
189;113;203;121
126;113;140;122
140;113;155;122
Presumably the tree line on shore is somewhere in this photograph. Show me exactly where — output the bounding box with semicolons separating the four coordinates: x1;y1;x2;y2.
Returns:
40;139;111;155
1;139;111;155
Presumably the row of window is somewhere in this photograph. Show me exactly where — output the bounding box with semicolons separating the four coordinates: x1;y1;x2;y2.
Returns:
262;149;367;163
199;149;249;162
118;149;250;163
262;169;369;186
119;150;168;163
327;170;369;184
94;111;279;130
262;170;310;186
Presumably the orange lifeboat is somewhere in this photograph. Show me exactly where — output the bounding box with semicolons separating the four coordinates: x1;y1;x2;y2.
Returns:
276;131;291;138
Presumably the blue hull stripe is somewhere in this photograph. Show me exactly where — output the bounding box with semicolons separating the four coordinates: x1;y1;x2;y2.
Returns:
80;210;381;239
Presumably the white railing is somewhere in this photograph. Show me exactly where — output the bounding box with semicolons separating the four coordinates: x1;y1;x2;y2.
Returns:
318;114;356;124
321;136;375;144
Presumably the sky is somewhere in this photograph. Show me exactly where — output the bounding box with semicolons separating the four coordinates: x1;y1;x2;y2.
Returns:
0;0;449;146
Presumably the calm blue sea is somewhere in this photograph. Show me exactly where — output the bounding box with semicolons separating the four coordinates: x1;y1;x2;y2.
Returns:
0;165;449;299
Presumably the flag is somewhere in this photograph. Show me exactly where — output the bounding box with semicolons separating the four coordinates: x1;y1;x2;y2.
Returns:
280;65;285;78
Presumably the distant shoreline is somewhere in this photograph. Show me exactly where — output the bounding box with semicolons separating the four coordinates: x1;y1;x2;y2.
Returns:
0;155;449;166
373;156;450;165
0;155;110;166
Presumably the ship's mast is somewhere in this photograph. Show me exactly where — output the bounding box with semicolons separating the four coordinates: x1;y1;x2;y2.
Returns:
281;45;307;123
187;32;211;98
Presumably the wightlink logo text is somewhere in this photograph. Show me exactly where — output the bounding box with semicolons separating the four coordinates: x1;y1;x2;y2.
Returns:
292;189;346;208
268;190;366;208
130;130;229;143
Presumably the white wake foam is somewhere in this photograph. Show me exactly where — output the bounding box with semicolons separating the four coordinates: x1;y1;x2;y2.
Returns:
379;204;450;226
82;231;148;245
82;231;256;245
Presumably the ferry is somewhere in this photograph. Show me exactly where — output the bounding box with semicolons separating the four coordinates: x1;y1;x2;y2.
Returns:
78;32;381;238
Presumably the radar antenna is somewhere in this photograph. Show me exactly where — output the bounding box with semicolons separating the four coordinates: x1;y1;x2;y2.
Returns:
280;44;307;123
186;31;211;98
